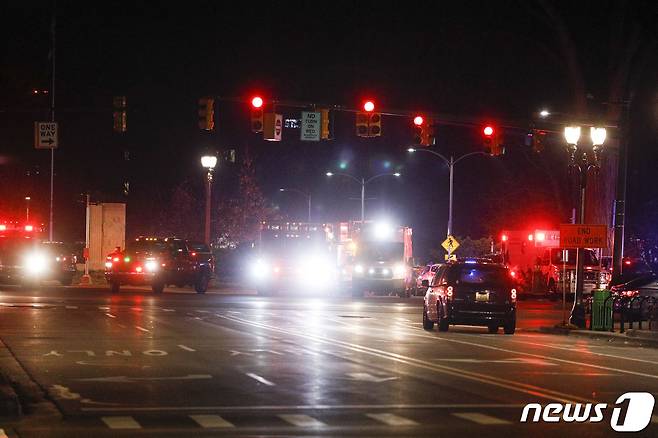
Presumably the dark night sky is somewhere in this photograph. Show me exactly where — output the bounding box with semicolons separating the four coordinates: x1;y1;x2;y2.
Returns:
1;1;657;259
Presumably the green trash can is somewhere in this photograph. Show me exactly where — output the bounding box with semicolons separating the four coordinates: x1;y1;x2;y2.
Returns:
591;289;612;331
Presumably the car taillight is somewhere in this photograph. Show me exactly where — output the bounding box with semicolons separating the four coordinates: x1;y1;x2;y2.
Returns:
446;286;453;298
135;266;143;273
511;288;517;302
113;257;120;262
191;252;197;257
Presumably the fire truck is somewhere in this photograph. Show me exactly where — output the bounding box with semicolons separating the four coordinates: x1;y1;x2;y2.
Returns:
501;229;609;298
248;220;413;297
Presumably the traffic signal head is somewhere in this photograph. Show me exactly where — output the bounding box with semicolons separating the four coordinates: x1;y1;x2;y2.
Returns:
198;97;215;131
482;125;503;156
113;96;127;133
412;115;434;146
356;111;382;137
320;108;332;140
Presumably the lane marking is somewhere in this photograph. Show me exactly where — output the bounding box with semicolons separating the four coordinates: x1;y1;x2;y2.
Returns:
98;306;110;310
82;403;526;413
220;315;589;404
177;344;196;352
163;308;175;312
366;413;418;426
135;326;150;332
101;416;141;429
105;313;116;318
189;414;234;428
245;372;275;386
279;414;326;427
452;412;511;425
65;305;78;309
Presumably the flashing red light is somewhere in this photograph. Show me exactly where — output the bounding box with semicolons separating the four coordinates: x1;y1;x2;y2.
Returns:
501;234;508;242
363;100;375;112
191;252;197;257
135;266;143;273
113;257;120;262
0;225;6;231
528;234;534;241
413;115;424;126
510;271;517;278
624;260;632;265
535;232;546;242
483;126;494;136
24;225;34;232
251;96;263;108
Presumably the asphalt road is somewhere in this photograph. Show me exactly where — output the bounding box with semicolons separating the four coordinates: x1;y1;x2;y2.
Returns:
1;285;657;437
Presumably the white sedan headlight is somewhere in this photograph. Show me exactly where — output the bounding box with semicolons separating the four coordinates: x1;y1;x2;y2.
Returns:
250;259;270;280
354;264;364;274
24;253;48;275
145;260;158;272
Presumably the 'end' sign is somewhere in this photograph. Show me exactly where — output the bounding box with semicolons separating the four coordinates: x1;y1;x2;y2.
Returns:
559;224;608;248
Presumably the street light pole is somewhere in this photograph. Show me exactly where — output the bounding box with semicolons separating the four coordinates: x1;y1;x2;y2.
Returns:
408;148;487;238
201;155;218;245
326;172;400;222
279;188;312;222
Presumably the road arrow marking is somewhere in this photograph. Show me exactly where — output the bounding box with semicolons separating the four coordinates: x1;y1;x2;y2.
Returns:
346;372;399;383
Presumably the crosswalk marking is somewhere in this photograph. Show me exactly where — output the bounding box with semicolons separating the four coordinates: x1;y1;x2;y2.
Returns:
279;414;326;427
452;412;511;425
245;372;275;386
178;344;196;352
189;414;234;428
101;416;141;429
366;413;418;426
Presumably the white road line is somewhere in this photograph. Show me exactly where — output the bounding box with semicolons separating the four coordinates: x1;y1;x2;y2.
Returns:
366;413;418;426
162;308;175;312
189;414;234;428
245;373;275;386
65;305;78;309
98;306;110;310
101;416;142;429
135;326;150;332
105;313;116;318
177;344;196;352
279;414;326;427
81;403;526;413
452;412;511;425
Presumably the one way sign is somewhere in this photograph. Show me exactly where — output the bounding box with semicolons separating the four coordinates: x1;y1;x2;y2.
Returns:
34;122;58;149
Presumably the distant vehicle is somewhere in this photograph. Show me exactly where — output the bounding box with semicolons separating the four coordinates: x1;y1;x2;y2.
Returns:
422;260;517;334
105;237;214;294
415;263;441;296
610;273;658;298
0;224;76;286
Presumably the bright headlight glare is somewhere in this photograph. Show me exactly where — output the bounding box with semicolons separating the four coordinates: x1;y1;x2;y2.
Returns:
25;253;48;275
354;264;364;274
251;259;269;279
145;260;158;272
394;263;406;277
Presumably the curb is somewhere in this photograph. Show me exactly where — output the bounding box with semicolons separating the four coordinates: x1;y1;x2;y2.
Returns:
536;326;658;348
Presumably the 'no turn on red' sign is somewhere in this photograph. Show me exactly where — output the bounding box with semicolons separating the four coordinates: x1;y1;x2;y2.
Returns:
559;224;608;248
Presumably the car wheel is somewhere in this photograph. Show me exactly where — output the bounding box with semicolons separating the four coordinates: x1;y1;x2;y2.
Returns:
422;306;434;330
503;319;516;335
194;272;210;294
488;324;499;334
152;282;165;294
110;281;120;293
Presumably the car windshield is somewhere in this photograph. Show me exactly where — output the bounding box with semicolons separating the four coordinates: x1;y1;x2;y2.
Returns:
441;264;511;288
127;240;168;254
551;248;598;266
357;242;403;263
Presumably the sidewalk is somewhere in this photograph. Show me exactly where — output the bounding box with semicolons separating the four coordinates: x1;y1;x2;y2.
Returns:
536;323;658;348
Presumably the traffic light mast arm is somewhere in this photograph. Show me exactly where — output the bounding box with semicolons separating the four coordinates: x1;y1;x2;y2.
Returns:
328;172;363;185
409;148;450;166
364;173;401;185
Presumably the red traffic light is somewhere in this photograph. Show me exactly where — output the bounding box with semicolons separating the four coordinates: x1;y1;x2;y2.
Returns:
251;96;264;108
363;100;375;112
413;115;424;126
483;126;494;136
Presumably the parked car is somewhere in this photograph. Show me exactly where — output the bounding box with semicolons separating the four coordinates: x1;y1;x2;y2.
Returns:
422;260;517;334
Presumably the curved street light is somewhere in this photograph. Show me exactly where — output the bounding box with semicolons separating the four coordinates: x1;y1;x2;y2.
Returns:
326;171;401;222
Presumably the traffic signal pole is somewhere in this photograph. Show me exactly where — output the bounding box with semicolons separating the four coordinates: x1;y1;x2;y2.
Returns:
447;156;454;237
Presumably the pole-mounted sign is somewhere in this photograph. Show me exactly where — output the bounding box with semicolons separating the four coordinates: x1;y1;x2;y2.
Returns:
34;122;58;149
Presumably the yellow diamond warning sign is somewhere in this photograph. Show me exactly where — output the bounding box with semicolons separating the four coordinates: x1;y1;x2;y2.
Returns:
441;235;460;254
